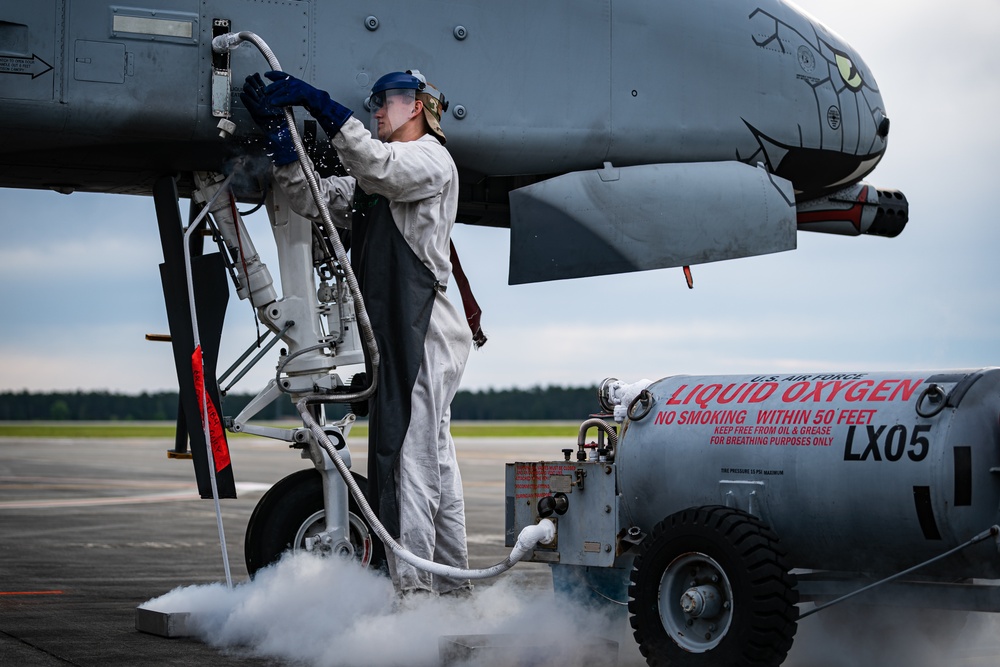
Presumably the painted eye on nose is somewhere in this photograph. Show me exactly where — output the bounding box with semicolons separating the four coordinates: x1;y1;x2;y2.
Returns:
834;51;863;91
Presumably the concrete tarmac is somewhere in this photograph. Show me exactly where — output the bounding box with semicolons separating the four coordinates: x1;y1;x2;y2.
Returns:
0;434;558;667
2;433;999;666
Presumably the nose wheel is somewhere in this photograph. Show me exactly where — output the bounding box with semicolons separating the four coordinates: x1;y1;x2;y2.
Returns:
245;467;381;577
628;506;798;666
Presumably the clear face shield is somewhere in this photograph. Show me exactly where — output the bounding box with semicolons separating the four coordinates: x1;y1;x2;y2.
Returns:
368;88;418;141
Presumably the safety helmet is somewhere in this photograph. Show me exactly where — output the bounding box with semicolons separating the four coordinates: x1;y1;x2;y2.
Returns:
367;70;449;143
369;71;423;106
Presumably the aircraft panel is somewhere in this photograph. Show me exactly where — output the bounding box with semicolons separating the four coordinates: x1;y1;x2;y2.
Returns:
610;0;745;164
61;1;200;138
0;1;58;104
309;0;613;176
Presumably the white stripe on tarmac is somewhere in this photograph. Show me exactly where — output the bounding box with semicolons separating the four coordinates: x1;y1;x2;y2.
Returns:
0;481;271;509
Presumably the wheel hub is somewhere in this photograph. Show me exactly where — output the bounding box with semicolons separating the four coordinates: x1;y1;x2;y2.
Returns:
658;552;734;652
295;510;373;566
680;584;723;618
304;530;355;558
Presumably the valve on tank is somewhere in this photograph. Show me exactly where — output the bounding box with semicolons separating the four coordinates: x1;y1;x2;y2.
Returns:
537;493;569;518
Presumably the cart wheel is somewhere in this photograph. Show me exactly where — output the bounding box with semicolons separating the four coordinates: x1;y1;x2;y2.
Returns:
628;505;798;666
245;468;380;577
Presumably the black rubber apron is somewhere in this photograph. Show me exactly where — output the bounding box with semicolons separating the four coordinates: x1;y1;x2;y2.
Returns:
351;189;436;542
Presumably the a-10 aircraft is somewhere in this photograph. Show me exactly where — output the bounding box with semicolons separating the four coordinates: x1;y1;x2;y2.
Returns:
0;1;914;664
1;0;906;282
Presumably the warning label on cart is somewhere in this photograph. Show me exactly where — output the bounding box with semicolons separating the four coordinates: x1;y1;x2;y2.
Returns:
658;376;923;411
512;462;579;500
720;467;785;476
647;374;927;451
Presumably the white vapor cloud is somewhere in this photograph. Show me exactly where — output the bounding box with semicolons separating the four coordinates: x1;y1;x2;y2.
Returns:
142;554;635;667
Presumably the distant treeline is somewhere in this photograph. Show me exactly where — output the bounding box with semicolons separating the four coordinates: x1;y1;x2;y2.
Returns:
0;386;600;422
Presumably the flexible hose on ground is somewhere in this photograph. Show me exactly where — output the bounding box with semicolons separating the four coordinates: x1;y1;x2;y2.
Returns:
297;399;556;579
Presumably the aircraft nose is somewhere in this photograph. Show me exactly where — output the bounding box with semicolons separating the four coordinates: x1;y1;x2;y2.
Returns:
744;26;891;200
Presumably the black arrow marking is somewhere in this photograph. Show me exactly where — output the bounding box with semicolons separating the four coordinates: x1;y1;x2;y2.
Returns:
0;53;54;79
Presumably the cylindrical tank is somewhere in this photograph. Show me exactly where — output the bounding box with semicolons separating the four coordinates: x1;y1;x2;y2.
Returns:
616;369;1000;578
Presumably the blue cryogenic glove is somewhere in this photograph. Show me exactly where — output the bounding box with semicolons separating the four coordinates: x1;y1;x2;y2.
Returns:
240;73;299;166
263;70;353;138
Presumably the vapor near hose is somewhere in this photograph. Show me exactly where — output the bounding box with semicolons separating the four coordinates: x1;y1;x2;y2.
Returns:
297;400;556;579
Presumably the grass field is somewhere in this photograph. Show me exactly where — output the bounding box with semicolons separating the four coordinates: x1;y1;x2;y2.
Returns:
0;421;583;439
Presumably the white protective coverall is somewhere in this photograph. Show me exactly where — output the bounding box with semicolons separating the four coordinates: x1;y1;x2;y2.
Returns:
273;116;473;594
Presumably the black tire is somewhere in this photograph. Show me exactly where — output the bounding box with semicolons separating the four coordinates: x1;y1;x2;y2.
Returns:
244;467;382;577
628;505;798;667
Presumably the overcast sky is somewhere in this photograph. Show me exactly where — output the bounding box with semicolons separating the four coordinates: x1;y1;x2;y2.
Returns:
1;0;998;396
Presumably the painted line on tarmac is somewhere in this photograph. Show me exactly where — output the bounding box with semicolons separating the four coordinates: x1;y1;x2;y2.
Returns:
0;481;271;509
